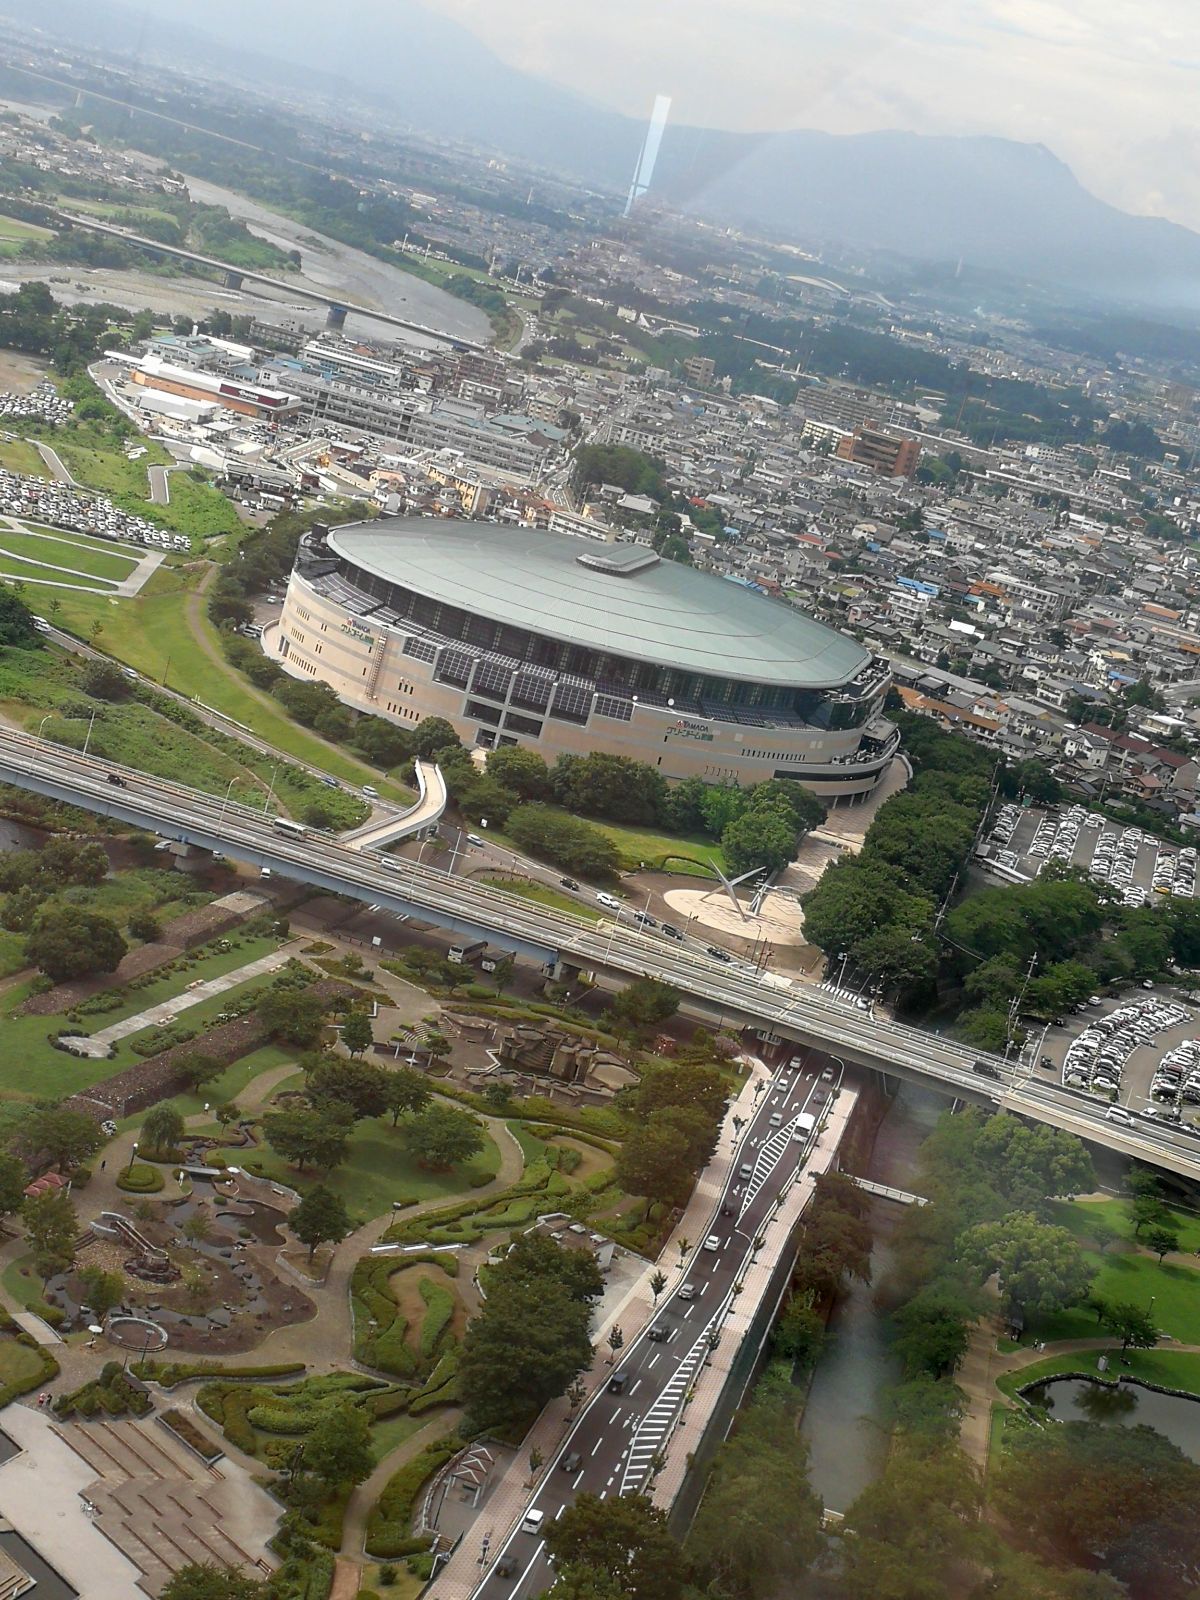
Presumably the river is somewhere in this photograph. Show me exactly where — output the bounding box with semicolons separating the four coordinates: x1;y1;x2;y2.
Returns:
798;1083;943;1513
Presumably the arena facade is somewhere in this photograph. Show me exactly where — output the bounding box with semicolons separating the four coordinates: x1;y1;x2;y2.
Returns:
274;519;899;798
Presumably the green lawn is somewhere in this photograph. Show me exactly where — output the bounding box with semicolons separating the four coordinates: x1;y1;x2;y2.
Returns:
0;1333;50;1391
44;569;412;799
0;215;52;253
1051;1196;1200;1254
998;1346;1200;1399
0;528;138;583
0;440;50;476
480;875;603;921
217;1108;503;1226
492;807;725;878
1029;1244;1200;1345
0;566;106;590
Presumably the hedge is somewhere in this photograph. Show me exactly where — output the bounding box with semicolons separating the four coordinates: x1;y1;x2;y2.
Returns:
352;1255;459;1380
365;1435;460;1557
0;1335;58;1408
116;1162;164;1193
417;1278;455;1363
135;1359;306;1387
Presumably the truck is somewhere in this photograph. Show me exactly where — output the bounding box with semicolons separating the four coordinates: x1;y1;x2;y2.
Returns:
448;939;488;966
791;1112;817;1141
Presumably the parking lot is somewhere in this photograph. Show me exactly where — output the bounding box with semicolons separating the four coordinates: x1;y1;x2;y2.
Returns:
984;801;1196;907
1035;987;1200;1133
0;465;190;554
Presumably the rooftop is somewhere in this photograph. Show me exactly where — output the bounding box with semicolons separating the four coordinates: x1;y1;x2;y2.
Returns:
328;519;870;688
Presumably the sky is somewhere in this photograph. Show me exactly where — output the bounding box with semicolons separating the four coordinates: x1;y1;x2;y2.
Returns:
430;0;1200;229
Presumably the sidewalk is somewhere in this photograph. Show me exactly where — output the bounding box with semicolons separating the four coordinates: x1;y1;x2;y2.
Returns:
426;1059;848;1600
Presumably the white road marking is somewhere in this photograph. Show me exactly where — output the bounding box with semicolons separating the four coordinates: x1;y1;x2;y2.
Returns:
647;1353;661;1370
573;1470;585;1489
629;1379;642;1396
590;1438;603;1456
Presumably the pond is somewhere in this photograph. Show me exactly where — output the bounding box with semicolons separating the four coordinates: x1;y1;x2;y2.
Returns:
1026;1377;1200;1462
216;1202;287;1244
0;1528;78;1599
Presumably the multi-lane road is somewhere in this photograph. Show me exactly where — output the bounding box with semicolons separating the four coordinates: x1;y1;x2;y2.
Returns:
475;1051;833;1600
1;726;1198;1176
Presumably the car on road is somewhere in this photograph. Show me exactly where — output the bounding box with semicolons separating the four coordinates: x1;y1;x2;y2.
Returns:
821;1066;835;1081
496;1556;517;1578
1040;1056;1055;1070
633;910;657;928
597;891;622;911
739;1162;754;1179
677;1282;696;1301
1104;1104;1133;1125
661;923;683;940
106;773;126;787
972;1060;1001;1079
769;1112;783;1127
467;833;485;847
561;1452;582;1473
560;877;580;891
320;776;339;789
361;784;379;799
706;945;733;963
703;1234;721;1252
647;1325;670;1342
608;1371;629;1393
521;1509;546;1535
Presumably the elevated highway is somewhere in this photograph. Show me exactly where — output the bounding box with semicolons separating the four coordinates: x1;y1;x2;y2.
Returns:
0;727;1197;1177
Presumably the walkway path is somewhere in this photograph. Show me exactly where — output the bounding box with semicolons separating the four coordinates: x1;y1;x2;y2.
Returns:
67;940;305;1057
34;440;77;486
340;1409;465;1562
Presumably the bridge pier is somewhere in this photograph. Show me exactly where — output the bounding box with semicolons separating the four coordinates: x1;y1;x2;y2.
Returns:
326;303;349;331
222;269;244;291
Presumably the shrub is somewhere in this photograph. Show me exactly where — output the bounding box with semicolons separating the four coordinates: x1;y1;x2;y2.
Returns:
365;1437;459;1556
116;1162;164;1193
418;1279;455;1362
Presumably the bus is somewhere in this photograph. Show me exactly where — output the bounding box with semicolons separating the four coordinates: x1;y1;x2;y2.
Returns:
272;818;308;839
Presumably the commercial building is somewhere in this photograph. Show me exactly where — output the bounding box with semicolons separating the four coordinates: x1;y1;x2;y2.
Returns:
836;426;921;478
274;518;898;797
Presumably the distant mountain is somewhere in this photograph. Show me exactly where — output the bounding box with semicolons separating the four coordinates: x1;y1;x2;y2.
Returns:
10;0;1200;309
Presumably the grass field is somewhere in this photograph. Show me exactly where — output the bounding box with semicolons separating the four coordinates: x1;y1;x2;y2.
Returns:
0;215;52;255
0;527;138;584
480;875;603;921
998;1345;1200;1398
43;569;412;800
0;439;49;475
492;807;725;878
1029;1245;1200;1344
0;565;101;590
1051;1195;1200;1254
217;1108;503;1225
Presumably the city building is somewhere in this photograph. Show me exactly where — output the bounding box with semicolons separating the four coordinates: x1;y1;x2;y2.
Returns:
836;426;922;478
273;518;898;796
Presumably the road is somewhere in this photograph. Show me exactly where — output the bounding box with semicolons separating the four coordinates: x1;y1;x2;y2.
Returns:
476;1051;832;1600
34;442;77;486
147;464;172;506
0;726;1197;1177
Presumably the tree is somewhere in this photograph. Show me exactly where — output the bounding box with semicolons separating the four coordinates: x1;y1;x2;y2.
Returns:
484;746;551;800
892;1285;975;1379
721;807;798;876
160;1565;271;1600
491;953;515;994
182;1213;212;1245
289;1184;351;1262
412;717;461;760
543;1493;684;1600
78;1264;124;1318
540;1565;627;1600
339;1009;373;1058
689;1377;822;1600
80;658;129;700
262;1104;353;1174
1145;1222;1180;1263
606;1325;624;1365
174;1053;224;1092
839;1443;982;1600
500;1232;604;1305
0;1153;27;1222
633;1061;728;1123
399;1104;483;1170
1094;1297;1158;1352
960;1211;1095;1317
995;1418;1200;1592
23;1188;77;1284
649;1269;667;1305
1131;1194;1164;1236
304;1399;374;1490
14;1106;101;1171
0;585;41;650
305;1057;390;1120
26;907;127;981
607;977;681;1036
257;988;327;1047
772;1292;825;1370
381;1066;431;1126
127;910;162;943
460;1274;593;1431
141;1103;185;1156
1088;1217;1121;1255
506;803;620;877
614;1119;694;1208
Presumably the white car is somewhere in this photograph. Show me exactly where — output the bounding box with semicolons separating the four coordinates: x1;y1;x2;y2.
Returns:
596;891;622;911
702;1234;721;1252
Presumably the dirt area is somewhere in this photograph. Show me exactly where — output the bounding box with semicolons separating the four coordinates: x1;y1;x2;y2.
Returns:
547;1134;611;1182
0;349;50;394
388;1260;466;1343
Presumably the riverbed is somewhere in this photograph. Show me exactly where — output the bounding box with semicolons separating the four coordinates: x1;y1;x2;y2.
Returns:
798;1083;943;1513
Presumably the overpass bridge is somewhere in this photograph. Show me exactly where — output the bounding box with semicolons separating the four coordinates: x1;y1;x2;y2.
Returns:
0;726;1197;1179
53;211;486;350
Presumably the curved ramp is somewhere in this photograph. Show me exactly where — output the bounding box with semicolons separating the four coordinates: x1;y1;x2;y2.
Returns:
342;759;447;851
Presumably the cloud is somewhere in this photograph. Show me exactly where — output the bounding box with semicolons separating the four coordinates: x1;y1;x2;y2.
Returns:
429;0;1200;227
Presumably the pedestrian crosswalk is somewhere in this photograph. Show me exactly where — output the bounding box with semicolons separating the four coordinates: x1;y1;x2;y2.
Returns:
619;1308;721;1495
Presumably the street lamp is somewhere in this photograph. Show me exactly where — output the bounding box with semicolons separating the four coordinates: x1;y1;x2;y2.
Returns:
125;1140;139;1177
37;714;53;739
218;776;238;830
83;706;98;757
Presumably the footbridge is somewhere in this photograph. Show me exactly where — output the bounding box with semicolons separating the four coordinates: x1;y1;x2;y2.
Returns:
52;211;486;350
341;758;447;851
0;728;1197;1178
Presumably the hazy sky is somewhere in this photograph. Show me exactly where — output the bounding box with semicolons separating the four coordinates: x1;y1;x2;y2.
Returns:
433;0;1200;227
